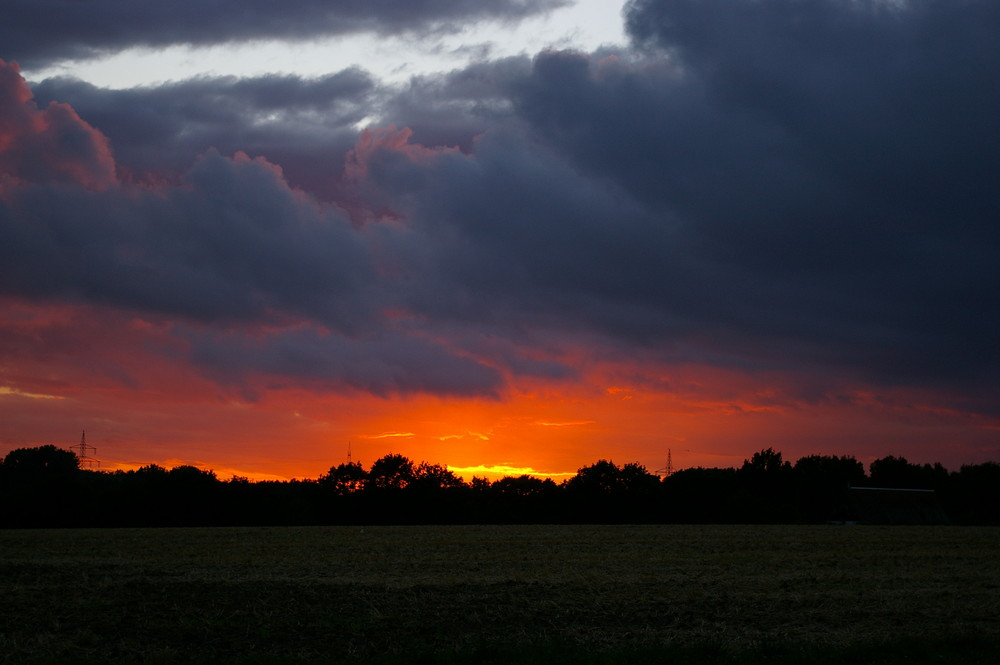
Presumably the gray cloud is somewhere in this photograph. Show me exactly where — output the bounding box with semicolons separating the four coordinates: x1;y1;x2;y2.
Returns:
30;71;377;197
187;325;503;399
374;57;534;151
3;0;568;69
2;1;999;414
487;1;1000;388
0;61;116;189
337;0;1000;408
1;149;376;332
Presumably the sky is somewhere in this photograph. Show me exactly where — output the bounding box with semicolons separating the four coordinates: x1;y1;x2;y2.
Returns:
1;0;998;481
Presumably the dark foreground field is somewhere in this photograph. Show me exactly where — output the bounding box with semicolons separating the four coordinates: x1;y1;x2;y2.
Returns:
2;525;999;664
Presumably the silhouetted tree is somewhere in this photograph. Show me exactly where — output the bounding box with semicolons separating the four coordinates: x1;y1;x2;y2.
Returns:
793;454;866;486
565;460;660;522
134;463;169;478
742;448;791;475
661;467;740;522
738;448;795;521
395;462;469;523
162;465;219;525
360;454;418;522
868;456;947;489
366;454;416;490
469;476;492;492
481;475;562;523
946;462;1000;524
0;445;81;527
169;464;218;485
568;459;660;496
492;475;557;498
567;459;625;495
793;454;866;522
321;462;368;495
411;462;466;491
3;445;995;527
2;444;79;476
618;462;662;495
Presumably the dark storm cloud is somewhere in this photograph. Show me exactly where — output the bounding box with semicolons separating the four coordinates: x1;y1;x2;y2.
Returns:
3;0;568;68
3;1;1000;412
504;1;1000;383
0;62;116;189
30;71;377;196
0;60;517;398
350;126;687;338
345;0;1000;405
0;145;510;397
1;149;376;332
187;325;503;398
375;57;534;151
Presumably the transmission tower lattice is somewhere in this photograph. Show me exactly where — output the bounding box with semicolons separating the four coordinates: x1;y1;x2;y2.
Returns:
71;430;100;469
655;449;674;477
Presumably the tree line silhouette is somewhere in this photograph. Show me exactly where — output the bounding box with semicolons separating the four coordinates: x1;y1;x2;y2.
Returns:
1;445;998;527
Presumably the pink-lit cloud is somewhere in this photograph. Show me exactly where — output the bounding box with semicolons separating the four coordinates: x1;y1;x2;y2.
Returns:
0;60;115;191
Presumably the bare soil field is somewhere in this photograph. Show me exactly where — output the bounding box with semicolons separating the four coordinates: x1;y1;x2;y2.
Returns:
2;525;998;663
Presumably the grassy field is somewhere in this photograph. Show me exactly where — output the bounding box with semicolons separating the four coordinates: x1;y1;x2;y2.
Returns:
2;525;999;663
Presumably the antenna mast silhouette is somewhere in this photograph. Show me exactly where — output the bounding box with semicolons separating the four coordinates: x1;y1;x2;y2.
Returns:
656;448;673;477
347;441;352;464
71;430;100;469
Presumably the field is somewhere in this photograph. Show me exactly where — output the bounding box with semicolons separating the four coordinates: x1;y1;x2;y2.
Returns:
2;525;999;663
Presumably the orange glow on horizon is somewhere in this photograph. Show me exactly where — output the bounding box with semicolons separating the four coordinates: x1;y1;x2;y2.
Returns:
446;464;576;483
2;299;999;480
6;374;999;483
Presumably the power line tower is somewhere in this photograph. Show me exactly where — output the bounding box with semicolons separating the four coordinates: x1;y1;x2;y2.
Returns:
655;449;673;477
71;430;100;469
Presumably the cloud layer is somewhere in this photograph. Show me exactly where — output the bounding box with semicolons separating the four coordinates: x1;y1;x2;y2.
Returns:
2;0;999;468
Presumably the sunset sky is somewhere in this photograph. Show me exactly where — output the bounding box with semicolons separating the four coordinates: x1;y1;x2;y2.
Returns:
2;0;998;481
